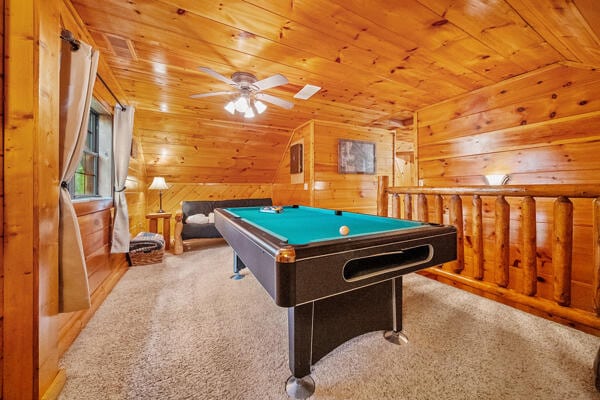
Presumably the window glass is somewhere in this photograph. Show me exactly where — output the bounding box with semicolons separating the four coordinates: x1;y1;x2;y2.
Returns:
69;98;113;199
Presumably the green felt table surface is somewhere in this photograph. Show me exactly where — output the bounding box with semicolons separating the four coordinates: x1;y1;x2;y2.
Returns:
224;205;426;245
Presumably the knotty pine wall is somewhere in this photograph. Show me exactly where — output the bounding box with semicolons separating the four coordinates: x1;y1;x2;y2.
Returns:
272;121;314;206
127;138;148;236
313;121;394;215
0;0;4;394
4;0;62;396
272;120;394;215
415;62;600;314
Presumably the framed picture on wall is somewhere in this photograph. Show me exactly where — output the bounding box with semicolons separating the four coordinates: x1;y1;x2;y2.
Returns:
338;139;376;174
290;142;303;174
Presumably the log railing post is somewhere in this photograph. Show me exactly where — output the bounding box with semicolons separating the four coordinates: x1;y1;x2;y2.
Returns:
521;196;537;296
472;195;484;280
553;196;573;306
391;194;401;218
377;176;389;217
404;193;412;220
495;195;510;288
449;194;464;273
593;197;600;315
417;193;428;222
433;194;443;224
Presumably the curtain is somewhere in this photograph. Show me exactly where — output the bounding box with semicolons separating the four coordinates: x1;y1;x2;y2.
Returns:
58;39;99;313
111;106;135;253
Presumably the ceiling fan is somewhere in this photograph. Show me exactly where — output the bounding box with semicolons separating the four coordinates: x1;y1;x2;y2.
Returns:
190;67;293;118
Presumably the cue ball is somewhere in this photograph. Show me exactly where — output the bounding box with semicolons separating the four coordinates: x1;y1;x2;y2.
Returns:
339;225;350;236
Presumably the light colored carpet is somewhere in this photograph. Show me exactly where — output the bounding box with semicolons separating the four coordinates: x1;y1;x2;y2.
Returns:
59;244;600;399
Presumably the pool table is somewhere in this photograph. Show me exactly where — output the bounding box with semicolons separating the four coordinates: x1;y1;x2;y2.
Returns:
214;205;457;398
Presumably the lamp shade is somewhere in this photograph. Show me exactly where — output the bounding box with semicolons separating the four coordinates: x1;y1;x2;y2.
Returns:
485;174;509;185
149;176;169;190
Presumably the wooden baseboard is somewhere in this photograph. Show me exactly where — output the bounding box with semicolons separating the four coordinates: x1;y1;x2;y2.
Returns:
40;369;66;400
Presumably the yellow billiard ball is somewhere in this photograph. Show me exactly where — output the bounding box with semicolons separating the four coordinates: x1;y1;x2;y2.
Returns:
339;225;350;236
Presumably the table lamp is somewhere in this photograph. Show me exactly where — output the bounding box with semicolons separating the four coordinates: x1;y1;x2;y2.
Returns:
149;176;169;213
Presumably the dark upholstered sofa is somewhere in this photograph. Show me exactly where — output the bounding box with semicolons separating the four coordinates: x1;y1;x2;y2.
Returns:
174;198;272;254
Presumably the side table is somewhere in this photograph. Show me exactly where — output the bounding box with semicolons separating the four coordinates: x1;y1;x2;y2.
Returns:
146;212;171;250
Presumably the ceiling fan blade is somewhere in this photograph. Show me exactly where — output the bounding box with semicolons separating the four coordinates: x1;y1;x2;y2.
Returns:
190;91;237;99
197;67;236;86
253;73;288;91
255;93;294;109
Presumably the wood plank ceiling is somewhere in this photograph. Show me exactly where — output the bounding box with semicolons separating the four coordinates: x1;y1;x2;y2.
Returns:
71;0;600;183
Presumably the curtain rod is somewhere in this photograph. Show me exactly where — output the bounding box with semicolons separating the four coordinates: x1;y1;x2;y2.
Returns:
60;29;127;111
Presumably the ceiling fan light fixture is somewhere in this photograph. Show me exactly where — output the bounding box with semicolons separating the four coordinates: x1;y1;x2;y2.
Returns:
244;107;255;118
254;100;267;114
234;96;248;113
224;101;236;115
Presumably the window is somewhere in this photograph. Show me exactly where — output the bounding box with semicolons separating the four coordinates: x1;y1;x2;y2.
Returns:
69;98;113;199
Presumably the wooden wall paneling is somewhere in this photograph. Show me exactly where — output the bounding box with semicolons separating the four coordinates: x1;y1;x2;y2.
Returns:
312;121;393;214
56;253;128;358
0;0;4;394
4;0;62;397
419;79;600;146
57;201;129;361
272;121;313;207
419;140;600;183
419;111;600;162
415;63;599;317
126;136;148;237
418;63;597;126
37;0;62;393
394;123;416;187
594;197;600;315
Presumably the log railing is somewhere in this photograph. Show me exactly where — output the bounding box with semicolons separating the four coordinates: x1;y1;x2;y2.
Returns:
377;179;600;335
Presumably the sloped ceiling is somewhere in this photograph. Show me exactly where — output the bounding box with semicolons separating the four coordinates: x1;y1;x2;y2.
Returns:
71;0;600;183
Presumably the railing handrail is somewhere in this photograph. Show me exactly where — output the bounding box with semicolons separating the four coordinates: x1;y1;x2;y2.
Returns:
387;184;600;198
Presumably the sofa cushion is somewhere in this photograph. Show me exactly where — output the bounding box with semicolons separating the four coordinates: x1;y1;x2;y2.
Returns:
186;213;210;224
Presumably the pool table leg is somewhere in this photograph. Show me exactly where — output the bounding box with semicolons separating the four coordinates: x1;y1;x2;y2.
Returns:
286;303;315;399
231;252;246;280
384;277;409;345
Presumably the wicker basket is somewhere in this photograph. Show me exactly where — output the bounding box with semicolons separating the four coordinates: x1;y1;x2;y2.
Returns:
128;248;164;266
128;232;165;266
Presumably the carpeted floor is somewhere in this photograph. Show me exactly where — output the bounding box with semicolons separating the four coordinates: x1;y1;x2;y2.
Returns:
59;243;600;399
